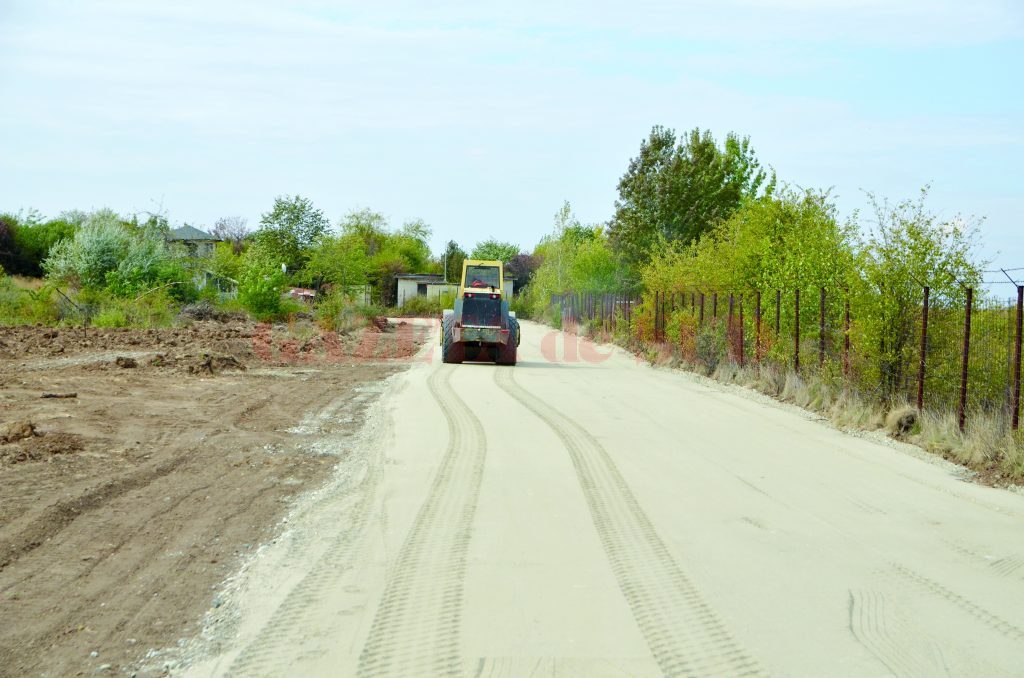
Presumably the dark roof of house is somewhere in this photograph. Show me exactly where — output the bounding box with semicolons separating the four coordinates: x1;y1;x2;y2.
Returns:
169;225;216;241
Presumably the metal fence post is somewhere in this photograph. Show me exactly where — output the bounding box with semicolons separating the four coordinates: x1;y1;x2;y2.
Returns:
654;291;660;341
739;295;745;367
794;289;801;372
775;290;781;337
818;287;826;368
917;286;930;410
699;293;705;327
1013;285;1022;430
713;292;718;319
843;292;851;378
755;290;762;363
958;287;973;432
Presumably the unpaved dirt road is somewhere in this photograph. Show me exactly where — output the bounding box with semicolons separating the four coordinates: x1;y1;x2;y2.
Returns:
171;319;1024;677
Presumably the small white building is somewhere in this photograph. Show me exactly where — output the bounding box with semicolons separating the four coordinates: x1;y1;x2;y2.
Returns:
396;274;458;308
395;273;517;308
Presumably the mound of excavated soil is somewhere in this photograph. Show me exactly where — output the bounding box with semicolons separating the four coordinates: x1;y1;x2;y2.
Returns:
1;432;85;464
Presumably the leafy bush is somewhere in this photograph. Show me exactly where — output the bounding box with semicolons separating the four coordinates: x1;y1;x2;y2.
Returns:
91;305;129;328
399;292;456;317
11;218;77;277
88;290;178;328
44;209;192;298
45;209;131;288
237;259;288;321
0;276;59;325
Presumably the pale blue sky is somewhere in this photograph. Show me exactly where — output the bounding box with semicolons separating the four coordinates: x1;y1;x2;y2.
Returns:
2;0;1022;276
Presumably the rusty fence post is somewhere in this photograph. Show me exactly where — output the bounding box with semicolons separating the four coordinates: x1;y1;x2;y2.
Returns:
699;293;705;326
713;292;718;320
958;287;974;432
843;292;851;378
794;289;801;372
739;295;745;367
819;287;826;368
654;291;661;342
1013;285;1022;430
775;290;781;337
663;290;669;342
755;290;762;363
917;286;930;410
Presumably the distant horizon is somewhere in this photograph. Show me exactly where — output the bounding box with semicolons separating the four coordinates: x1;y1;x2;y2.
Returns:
2;1;1022;276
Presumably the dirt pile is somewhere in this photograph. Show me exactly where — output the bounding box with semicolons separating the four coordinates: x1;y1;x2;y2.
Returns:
0;421;84;465
188;354;247;376
0;323;257;361
1;420;36;443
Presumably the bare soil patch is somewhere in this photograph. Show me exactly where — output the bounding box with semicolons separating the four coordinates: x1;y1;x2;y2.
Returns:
0;319;426;676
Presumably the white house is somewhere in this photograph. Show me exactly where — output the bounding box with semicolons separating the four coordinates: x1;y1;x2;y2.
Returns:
168;225;218;257
396;274;458;308
395;273;517;308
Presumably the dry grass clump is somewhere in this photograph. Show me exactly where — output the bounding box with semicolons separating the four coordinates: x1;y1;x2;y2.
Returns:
916;409;960;456
999;430;1024;479
958;411;1004;468
830;389;885;429
10;276;45;291
885;403;918;438
780;372;807;405
711;360;740;383
909;409;1024;481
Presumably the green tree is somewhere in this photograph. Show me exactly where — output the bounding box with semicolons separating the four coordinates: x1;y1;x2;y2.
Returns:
524;202;629;321
854;187;982;396
339;209;434;305
13;218;78;276
609;126;772;264
441;240;467;283
208;241;244;281
340;208;389;253
237;256;288;321
303;233;369;291
45;209;132;288
44;209;192;298
0;214;17;274
258;195;330;272
471;238;519;263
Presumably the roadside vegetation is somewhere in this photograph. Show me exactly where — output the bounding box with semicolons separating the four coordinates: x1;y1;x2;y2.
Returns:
3;123;1019;479
515;125;1021;482
0;198;532;330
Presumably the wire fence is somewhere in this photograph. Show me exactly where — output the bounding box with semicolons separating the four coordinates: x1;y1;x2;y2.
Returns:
551;284;1024;432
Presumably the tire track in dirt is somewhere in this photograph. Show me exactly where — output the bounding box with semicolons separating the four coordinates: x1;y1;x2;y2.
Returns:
495;367;765;677
356;366;486;677
224;422;387;676
890;564;1024;642
847;590;951;677
0;453;191;573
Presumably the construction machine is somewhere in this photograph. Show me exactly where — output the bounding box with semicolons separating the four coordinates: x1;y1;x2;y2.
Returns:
440;259;520;364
